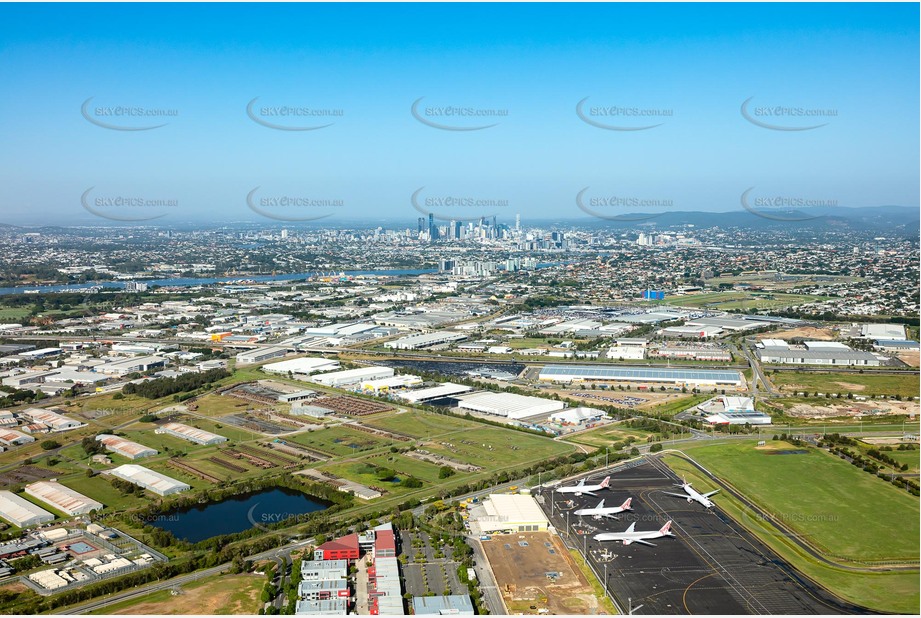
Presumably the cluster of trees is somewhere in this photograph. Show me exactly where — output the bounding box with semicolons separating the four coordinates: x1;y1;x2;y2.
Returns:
438;466;456;479
122;367;229;399
81;436;107;456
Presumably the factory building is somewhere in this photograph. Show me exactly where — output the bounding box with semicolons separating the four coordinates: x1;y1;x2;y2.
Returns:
298;579;349;601
455;392;565;420
235;346;289;365
96;434;158;459
470;494;549;535
384;331;467;350
368;556;403;615
294;599;348;615
20;408;84;432
0;490;55;527
301;560;348;582
313;534;360;561
23;481;103;516
262;357;341;377
107;465;190;496
539;365;745;388
548;407;605;426
155;422;227;445
310;366;394;388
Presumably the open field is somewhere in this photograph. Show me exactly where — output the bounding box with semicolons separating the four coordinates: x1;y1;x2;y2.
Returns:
185;393;254;417
285;425;390;456
663;450;920;614
674;440;919;562
770;371;920;399
562;423;655;449
481;532;603;615
90;573;264;615
59;473;152;511
667;291;830;310
361;451;447;483
362;409;480;438
423;427;574;468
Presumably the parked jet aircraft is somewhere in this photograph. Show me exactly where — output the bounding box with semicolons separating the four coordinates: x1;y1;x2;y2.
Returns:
662;480;719;508
593;520;674;546
556;476;610;496
574;497;633;519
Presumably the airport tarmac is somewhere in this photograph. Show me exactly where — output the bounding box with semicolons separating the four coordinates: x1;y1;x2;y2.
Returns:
535;459;861;615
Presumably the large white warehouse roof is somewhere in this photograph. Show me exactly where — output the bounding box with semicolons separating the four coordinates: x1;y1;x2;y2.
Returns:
455;392;564;419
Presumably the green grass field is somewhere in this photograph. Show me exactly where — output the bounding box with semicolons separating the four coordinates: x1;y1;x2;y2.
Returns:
59;474;151;511
666;291;829;310
286;425;390;456
362;409;480;438
563;424;655;449
678;440;919;562
887;448;920;473
424;427;573;468
663;447;919;614
187;393;254;417
770;371;920;398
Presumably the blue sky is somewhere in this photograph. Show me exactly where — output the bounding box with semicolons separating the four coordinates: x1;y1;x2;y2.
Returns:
0;2;917;226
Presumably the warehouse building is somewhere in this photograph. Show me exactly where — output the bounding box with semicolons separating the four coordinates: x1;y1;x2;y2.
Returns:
412;595;475;615
360;375;422;394
262;357;341;377
96;434;158;459
0;429;35;447
539;365;744;387
294;599;348;615
654;346;732;361
20;408;84;432
696;396;772;426
455;392;565;420
470;493;549;535
384;331;466;350
156;422;227;445
301;559;348;581
368;555;403;615
235;346;289;364
0;490;55;527
95;355;166;375
311;366;394;387
395;383;472;404
756;341;881;366
548;407;605;426
685;316;772;332
23;481;103;516
298;578;349;601
107;464;190;496
857;323;907;341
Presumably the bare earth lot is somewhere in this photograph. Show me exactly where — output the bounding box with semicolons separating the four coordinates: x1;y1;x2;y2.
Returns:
481;532;601;615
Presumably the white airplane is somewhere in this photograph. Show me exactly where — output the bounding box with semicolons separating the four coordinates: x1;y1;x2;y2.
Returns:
594;520;675;546
555;476;610;497
574;497;633;520
662;480;719;508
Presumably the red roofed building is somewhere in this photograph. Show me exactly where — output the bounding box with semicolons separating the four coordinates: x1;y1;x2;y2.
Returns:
314;533;360;561
373;528;396;558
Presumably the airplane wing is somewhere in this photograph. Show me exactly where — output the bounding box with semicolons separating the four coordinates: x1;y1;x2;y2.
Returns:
595;499;605;509
661;491;689;499
600;513;621;520
582;490;598;497
633;539;657;547
625;522;636;533
703;490;720;497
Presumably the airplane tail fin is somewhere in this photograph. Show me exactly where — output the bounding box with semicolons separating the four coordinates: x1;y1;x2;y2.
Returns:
659;520;673;535
620;497;632;510
600;476;610;488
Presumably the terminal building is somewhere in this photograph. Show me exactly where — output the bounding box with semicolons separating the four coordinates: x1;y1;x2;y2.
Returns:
469;493;550;535
24;481;103;516
0;490;55;527
538;365;744;388
107;464;190;496
96;434;158;459
155;422;227;445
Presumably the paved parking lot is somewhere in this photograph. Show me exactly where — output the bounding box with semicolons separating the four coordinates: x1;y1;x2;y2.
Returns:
399;530;466;597
537;459;859;614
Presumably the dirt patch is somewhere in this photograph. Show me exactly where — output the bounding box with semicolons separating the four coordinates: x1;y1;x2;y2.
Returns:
759;327;838;340
785;400;920;419
897;351;920;368
481;532;600;615
832;381;866;392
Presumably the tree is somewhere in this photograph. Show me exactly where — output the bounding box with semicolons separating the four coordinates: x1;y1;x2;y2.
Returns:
438;466;456;479
40;439;61;451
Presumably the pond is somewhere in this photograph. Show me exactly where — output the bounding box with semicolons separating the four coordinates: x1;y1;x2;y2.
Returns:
151;486;330;543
